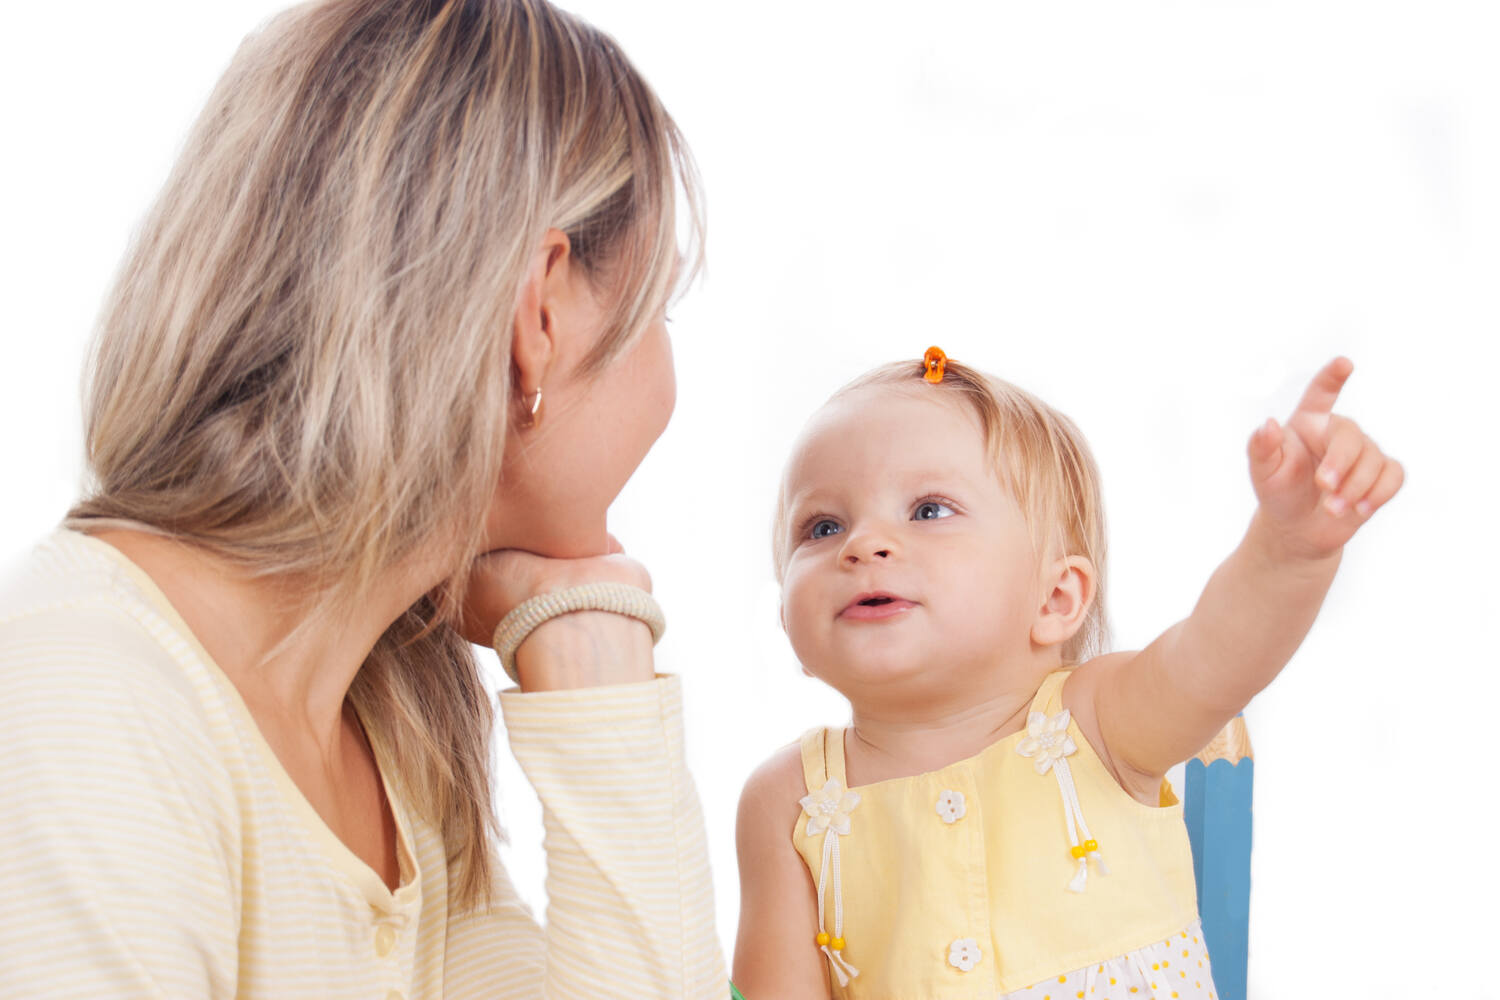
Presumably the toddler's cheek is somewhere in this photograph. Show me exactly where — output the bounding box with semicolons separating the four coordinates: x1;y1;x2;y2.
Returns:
781;612;818;666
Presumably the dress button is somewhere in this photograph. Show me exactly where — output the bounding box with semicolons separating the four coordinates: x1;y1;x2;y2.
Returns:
948;937;982;971
935;789;966;824
375;924;397;957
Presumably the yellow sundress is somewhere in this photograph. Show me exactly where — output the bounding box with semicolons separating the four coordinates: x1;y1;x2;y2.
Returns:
791;669;1220;1000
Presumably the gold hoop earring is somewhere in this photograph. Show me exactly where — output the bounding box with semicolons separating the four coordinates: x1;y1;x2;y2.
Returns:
520;387;543;428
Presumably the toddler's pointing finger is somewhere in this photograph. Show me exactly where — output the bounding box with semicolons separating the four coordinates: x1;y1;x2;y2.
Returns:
1293;356;1354;419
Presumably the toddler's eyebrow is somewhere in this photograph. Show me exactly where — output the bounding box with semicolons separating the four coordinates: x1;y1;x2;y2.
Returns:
782;487;830;520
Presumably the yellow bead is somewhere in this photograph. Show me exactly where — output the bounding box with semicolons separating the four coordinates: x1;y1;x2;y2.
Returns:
1083;839;1099;853
830;937;845;951
1070;844;1088;859
815;932;829;946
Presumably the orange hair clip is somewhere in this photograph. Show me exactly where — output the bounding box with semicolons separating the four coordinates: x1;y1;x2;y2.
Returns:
923;345;947;383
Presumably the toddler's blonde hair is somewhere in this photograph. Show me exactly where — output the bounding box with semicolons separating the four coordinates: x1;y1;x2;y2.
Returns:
67;0;702;911
774;358;1108;663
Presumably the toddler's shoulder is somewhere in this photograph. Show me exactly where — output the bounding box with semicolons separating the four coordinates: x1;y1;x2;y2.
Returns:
1059;651;1135;711
740;740;807;813
1062;651;1172;805
738;740;814;853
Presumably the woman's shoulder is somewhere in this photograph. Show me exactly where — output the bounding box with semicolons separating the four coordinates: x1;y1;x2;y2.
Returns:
2;527;149;621
0;528;215;732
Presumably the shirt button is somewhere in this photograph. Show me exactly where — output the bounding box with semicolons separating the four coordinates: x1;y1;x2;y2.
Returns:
375;924;397;957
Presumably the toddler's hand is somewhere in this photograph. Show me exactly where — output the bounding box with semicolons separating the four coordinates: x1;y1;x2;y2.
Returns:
1247;357;1403;562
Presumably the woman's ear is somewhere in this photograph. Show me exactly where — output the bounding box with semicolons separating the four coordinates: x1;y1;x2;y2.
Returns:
510;228;573;406
1030;555;1096;649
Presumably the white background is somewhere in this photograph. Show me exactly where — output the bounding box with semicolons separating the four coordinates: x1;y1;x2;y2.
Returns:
2;2;1496;996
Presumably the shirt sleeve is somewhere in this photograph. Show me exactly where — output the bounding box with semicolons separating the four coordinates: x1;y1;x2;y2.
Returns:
442;675;726;999
0;605;241;999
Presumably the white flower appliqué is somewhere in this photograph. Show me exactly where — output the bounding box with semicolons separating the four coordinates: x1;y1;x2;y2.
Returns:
799;778;861;837
1015;709;1078;774
947;938;982;972
935;789;966;824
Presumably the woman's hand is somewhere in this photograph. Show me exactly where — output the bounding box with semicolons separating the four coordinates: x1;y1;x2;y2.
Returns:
1247;357;1404;563
457;537;659;691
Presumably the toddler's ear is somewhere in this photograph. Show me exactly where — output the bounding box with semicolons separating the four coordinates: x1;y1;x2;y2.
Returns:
1031;556;1096;649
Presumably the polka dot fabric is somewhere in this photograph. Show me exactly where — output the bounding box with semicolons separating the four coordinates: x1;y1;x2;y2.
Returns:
1002;920;1218;1000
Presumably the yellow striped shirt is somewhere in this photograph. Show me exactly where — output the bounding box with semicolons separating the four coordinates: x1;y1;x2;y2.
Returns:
0;530;724;998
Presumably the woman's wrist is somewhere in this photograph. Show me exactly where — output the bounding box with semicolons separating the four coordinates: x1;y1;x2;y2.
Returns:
492;580;665;687
513;610;657;690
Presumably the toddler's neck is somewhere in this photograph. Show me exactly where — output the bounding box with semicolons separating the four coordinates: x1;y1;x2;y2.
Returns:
842;665;1055;787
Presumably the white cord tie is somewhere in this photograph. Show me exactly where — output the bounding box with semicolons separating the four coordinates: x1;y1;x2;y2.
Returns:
800;777;862;986
1016;709;1109;893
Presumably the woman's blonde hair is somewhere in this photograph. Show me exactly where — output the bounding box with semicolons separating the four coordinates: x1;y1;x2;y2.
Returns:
68;0;702;910
773;358;1109;663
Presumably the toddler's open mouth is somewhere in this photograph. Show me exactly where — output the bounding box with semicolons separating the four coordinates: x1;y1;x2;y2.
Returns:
840;592;917;621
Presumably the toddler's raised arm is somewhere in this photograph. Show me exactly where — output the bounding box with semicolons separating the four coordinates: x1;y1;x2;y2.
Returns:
1084;358;1403;781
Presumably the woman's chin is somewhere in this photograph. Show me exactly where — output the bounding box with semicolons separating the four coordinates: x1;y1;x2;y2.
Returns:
484;520;611;561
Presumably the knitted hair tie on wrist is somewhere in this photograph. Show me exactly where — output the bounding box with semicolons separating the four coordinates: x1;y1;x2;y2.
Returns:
491;582;666;684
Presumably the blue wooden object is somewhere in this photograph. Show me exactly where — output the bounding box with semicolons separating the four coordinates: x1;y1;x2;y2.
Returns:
1184;715;1252;1000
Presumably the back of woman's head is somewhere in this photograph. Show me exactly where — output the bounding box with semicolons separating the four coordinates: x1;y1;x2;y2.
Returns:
75;0;700;593
70;0;701;909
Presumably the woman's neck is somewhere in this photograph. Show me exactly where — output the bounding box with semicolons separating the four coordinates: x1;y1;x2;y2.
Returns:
842;659;1060;787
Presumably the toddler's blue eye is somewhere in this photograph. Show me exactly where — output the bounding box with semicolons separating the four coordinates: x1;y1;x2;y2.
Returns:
913;501;955;521
809;519;843;539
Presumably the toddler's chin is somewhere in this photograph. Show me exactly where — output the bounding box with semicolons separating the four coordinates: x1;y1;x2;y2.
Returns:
810;651;938;698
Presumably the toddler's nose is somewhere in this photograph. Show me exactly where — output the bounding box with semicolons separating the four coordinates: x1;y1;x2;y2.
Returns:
840;530;893;565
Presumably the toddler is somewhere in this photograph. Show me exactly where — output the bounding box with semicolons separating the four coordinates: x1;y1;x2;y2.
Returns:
732;349;1401;999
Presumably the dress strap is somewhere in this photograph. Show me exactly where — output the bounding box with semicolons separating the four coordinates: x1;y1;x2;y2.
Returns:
799;727;848;795
1027;667;1076;717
